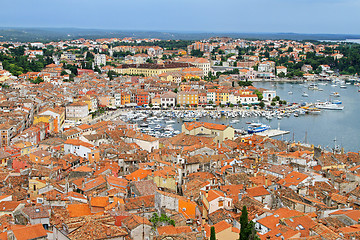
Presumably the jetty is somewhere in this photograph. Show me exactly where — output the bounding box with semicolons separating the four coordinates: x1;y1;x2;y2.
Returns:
256;129;290;137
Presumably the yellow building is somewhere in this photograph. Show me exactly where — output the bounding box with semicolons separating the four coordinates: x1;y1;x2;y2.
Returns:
177;91;199;106
33;115;55;133
148;169;177;192
121;93;131;105
29;178;47;199
115;62;192;77
13;142;37;156
182;122;234;143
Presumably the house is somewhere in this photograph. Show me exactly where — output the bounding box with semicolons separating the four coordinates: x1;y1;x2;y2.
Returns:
155;190;201;223
182;122;234;143
66;101;90;122
64;139;100;162
276;66;287;76
201;189;233;217
160;91;177;108
246;186;272;206
211;220;239;240
122;214;152;240
8;224;47;240
21;205;50;230
277;171;310;190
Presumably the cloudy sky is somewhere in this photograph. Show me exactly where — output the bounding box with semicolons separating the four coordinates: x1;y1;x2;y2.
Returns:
2;0;360;34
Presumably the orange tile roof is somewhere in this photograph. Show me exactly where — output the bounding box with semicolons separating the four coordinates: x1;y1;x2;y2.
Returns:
67;203;92;218
11;224;47;240
184;122;228;131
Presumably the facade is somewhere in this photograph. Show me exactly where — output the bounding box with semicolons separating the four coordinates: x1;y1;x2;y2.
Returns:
177;91;199;106
66;102;90;122
182;122;234;143
160;91;176;108
116;62;192;77
263;90;276;102
94;54;106;66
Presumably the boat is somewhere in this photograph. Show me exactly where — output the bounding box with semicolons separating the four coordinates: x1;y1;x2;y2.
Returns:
230;119;240;124
308;84;318;90
154;124;162;129
340;85;347;89
305;107;321;114
331;84;337;87
315;102;344;110
332;100;342;104
139;123;149;128
165;120;176;124
332;92;340;97
288;91;293;95
183;117;195;122
247;123;270;134
302;92;309;97
294;113;299;117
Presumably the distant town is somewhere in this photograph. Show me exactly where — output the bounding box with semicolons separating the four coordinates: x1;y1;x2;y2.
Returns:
0;36;359;240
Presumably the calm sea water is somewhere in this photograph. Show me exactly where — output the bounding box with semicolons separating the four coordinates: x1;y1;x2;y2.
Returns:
170;81;360;152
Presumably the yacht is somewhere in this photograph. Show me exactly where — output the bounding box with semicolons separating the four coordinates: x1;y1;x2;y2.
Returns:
340;85;347;89
302;92;309;97
315;102;344;110
332;100;342;104
247;123;270;134
332;92;340;97
308;84;318;90
288;91;293;95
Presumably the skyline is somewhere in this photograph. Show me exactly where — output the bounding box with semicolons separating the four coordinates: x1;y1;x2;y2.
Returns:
2;0;360;35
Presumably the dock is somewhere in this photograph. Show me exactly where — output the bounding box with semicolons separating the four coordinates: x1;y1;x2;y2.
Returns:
256;129;290;137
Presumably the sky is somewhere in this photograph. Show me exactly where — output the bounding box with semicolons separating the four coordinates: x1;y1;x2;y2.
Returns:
1;0;360;34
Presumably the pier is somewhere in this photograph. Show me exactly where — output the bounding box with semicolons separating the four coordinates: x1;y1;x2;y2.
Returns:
256;129;290;137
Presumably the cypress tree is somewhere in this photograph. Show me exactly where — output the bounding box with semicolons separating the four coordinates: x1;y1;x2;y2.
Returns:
210;226;216;240
239;206;249;240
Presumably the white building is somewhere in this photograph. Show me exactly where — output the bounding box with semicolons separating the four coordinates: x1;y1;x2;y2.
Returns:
66;102;89;121
94;54;106;66
160;91;177;108
262;90;276;102
64;139;97;160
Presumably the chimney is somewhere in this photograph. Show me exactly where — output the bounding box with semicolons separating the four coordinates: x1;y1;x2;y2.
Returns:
205;190;209;198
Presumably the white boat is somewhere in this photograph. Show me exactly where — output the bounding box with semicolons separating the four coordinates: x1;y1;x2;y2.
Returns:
154;124;162;129
288;91;293;95
248;123;270;134
302;92;309;97
315;102;344;110
230;119;240;123
165;120;176;124
331;84;337;87
340;85;347;89
332;92;340;97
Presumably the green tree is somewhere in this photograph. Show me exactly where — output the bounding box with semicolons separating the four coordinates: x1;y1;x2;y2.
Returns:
239;206;259;240
259;101;265;109
210;226;216;240
61;70;68;76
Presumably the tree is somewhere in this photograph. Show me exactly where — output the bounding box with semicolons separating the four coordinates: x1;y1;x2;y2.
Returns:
240;206;259;240
31;76;44;84
173;88;178;93
240;206;249;240
61;70;68;76
259;101;265;109
190;49;204;57
210;226;216;240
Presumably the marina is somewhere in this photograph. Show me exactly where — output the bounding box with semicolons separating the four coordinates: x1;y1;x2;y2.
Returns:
113;79;360;152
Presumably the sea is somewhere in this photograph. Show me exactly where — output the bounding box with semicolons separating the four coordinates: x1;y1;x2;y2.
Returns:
170;81;360;153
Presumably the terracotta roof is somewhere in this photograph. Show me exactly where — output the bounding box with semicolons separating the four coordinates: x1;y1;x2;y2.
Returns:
67;203;92;218
11;224;47;240
183;122;229;131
